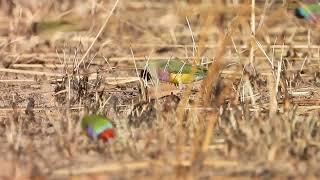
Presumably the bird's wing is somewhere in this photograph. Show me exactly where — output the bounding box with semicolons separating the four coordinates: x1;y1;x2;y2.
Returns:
91;117;113;135
82;115;112;134
93;123;113;135
164;59;193;74
148;59;207;78
166;59;208;74
308;4;320;13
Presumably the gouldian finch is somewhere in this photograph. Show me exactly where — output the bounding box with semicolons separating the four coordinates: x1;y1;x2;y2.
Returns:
140;58;207;84
32;19;87;38
295;3;320;22
81;114;115;141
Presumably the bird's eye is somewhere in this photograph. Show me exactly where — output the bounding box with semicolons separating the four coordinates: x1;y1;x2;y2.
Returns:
140;69;152;81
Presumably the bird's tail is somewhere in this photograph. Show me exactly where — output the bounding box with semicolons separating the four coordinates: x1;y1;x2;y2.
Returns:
195;69;208;81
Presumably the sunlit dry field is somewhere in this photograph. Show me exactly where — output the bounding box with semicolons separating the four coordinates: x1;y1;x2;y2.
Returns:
0;0;320;179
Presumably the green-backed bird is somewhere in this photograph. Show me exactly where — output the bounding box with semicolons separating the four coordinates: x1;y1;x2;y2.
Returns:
295;3;320;22
81;114;115;141
140;58;207;84
32;19;87;38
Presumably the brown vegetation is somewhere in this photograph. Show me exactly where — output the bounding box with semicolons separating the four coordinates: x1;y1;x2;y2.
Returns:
0;0;320;179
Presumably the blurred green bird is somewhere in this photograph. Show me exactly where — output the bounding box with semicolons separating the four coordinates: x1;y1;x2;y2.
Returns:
81;114;115;141
140;58;208;84
32;19;87;37
295;3;320;22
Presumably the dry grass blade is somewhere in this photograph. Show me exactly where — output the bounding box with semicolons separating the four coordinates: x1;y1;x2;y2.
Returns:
201;32;228;106
0;68;63;77
75;0;119;70
52;159;239;177
1;0;320;179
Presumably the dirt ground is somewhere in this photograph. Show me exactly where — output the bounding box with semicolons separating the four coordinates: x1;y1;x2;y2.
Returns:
0;0;320;179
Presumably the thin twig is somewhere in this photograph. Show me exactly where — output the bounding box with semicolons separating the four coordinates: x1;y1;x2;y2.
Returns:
75;0;119;70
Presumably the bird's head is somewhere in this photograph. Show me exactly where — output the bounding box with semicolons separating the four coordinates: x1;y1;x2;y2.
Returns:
140;68;170;82
295;7;309;19
140;69;152;81
98;128;116;141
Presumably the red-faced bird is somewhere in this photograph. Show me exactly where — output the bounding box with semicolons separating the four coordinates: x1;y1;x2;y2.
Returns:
295;3;320;23
81;114;115;141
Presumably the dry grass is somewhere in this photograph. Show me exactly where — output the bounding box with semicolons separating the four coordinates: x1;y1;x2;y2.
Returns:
0;0;320;179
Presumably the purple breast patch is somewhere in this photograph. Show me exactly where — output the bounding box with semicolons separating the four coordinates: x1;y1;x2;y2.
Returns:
157;69;170;81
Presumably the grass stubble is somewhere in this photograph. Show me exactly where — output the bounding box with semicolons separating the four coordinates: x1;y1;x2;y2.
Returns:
0;0;320;179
